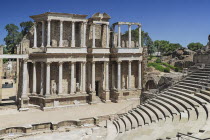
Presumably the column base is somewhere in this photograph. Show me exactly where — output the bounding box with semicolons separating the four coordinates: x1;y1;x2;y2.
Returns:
19;96;29;111
101;90;110;102
89;91;101;104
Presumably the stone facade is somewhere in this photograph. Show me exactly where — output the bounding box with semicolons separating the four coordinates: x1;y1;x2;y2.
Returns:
0;46;2;103
18;12;143;110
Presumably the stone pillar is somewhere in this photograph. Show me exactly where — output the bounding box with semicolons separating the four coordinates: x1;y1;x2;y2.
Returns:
41;21;45;47
117;61;121;90
58;62;63;94
139;25;141;48
59;20;63;47
128;24;131;48
105;62;109;91
138;61;142;89
106;24;109;48
112;25;115;48
92;62;95;92
71;21;75;47
33;22;37;48
22;60;28;98
128;61;132;89
46;62;51;96
40;62;44;95
82;62;86;93
112;63;115;89
83;22;87;47
92;24;96;48
47;20;51;47
71;62;75;94
117;24;121;48
32;62;36;94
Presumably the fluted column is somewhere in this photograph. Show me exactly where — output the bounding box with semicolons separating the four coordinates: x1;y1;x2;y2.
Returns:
22;60;28;98
32;62;36;94
128;61;132;89
139;25;141;48
58;62;63;94
138;61;142;89
83;22;87;47
106;24;109;48
105;62;109;91
117;61;121;90
92;24;96;48
71;21;75;47
92;62;95;92
82;62;86;93
47;20;51;47
46;62;51;96
59;20;63;47
41;21;45;47
112;63;115;89
40;62;44;95
128;24;131;48
118;24;121;48
33;22;37;48
112;25;115;48
71;62;75;94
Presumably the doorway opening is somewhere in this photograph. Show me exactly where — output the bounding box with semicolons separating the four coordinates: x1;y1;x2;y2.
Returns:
95;81;99;96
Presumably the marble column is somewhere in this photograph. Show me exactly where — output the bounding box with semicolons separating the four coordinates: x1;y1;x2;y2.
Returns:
112;25;115;48
106;24;109;48
117;61;121;90
32;62;36;94
105;62;109;91
47;20;51;47
128;61;132;89
71;62;75;94
46;62;51;96
59;20;63;47
41;21;45;47
118;24;121;48
139;25;141;48
92;24;96;48
128;24;131;48
92;62;95;92
40;62;44;95
83;22;87;47
58;62;63;94
82;62;86;92
138;61;142;89
112;63;115;89
71;21;75;47
33;22;37;48
22;60;28;98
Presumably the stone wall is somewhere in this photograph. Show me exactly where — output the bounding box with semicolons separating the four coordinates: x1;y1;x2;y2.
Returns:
0;46;2;103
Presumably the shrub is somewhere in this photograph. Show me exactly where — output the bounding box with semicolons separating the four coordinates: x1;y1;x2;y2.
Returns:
155;58;162;63
174;67;179;72
164;67;170;73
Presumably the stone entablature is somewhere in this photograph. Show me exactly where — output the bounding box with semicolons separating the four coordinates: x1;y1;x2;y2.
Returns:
18;12;143;110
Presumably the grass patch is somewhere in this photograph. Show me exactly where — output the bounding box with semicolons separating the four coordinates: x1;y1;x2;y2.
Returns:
148;62;170;73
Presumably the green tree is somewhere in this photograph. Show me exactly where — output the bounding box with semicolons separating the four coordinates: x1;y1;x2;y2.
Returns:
124;28;154;55
167;43;182;54
20;21;33;37
187;42;204;51
4;24;20;54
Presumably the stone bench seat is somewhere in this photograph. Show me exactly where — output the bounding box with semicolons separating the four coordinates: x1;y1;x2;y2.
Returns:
133;108;151;125
144;104;165;120
120;116;132;131
195;92;210;103
125;113;138;129
179;81;205;89
170;87;194;94
138;106;159;123
129;110;145;127
174;84;198;91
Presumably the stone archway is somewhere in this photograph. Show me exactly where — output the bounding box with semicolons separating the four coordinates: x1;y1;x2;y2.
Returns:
145;80;157;91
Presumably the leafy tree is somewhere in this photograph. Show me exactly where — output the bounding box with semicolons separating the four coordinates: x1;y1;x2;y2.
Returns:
20;21;33;37
4;24;20;54
187;42;204;51
124;28;154;55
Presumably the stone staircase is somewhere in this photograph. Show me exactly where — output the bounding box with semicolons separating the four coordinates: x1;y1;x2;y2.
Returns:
108;65;210;140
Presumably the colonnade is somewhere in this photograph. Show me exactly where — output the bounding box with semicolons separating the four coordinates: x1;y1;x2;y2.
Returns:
113;24;141;48
33;20;87;48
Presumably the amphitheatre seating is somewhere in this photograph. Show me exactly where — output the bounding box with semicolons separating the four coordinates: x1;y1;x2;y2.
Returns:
110;65;210;140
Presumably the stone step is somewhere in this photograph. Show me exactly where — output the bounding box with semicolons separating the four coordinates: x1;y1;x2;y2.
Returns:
120;116;132;131
129;110;145;127
137;105;159;123
170;87;194;94
126;113;138;129
174;84;198;91
143;104;165;120
116;118;126;133
195;92;210;103
133;108;151;125
186;77;209;81
189;75;209;79
147;101;171;119
179;81;205;88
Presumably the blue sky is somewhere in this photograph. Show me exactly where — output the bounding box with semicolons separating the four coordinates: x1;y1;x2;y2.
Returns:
0;0;210;47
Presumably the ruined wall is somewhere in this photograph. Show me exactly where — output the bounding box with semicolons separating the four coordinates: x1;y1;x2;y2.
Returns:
0;47;2;103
